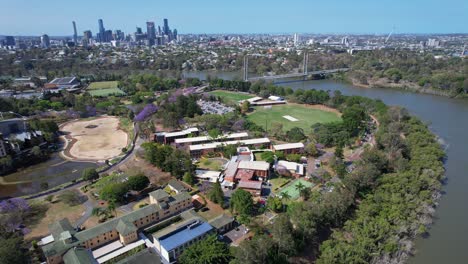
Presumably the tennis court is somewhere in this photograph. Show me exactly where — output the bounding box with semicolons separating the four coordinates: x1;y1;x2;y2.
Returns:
279;178;314;200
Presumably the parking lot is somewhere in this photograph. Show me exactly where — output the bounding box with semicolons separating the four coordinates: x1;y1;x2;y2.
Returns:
198;100;234;115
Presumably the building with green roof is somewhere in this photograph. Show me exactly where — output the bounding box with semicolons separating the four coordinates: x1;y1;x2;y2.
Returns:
41;190;193;264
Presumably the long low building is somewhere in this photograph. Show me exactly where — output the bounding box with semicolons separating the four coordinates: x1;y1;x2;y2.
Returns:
189;138;271;158
154;128;199;144
41;190;193;264
153;216;214;263
175;132;248;146
272;142;305;154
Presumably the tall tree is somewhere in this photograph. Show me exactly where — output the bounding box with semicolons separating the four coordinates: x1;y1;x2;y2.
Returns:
208;180;224;205
230;189;253;216
179;235;232;264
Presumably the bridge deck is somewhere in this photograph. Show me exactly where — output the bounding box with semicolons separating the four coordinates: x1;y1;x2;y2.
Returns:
247;68;349;81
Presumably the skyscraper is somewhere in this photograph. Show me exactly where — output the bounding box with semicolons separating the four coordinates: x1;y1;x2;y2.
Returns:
72;21;78;44
98;19;105;42
146;21;156;46
41;34;50;48
173;29;178;41
163;18;170;35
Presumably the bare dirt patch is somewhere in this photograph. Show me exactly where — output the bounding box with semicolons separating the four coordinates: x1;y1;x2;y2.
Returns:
61;117;128;161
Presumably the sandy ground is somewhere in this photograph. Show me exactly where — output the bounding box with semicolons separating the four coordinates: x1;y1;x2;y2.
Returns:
61;117;128;161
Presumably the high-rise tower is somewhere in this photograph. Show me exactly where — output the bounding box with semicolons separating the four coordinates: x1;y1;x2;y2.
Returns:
98;19;105;42
146;21;156;46
72;21;78;44
163;18;170;35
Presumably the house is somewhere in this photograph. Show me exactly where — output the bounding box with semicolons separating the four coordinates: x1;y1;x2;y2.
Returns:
272;142;304;155
153;217;214;263
277;160;305;177
167;179;188;194
195;170;221;183
208;214;236;234
237;180;263;196
41;190;192;264
154;127;199;144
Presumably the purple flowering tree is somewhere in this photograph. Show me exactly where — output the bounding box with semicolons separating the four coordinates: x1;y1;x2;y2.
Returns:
134;104;159;122
0;198;30;232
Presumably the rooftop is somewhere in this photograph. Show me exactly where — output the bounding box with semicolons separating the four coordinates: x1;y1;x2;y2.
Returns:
155;219;213;251
238;160;270;171
208;214;235;230
168;179;187;193
238;180;263;190
62;247;97;264
115;248;161;264
273;142;305;151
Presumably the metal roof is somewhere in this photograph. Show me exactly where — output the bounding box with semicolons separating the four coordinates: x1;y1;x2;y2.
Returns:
156;220;213;252
273;142;305;151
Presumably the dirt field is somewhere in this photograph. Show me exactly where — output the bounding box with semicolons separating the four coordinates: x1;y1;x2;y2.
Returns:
61;117;128;161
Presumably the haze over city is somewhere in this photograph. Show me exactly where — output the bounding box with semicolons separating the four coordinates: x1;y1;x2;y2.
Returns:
1;0;467;35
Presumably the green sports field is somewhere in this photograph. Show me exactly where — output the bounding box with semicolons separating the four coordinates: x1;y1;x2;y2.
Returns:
87;81;119;90
88;88;125;97
208;90;254;103
247;104;341;133
279;179;314;200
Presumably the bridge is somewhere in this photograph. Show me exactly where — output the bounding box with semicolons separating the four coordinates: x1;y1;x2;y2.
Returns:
243;52;349;82
247;68;350;82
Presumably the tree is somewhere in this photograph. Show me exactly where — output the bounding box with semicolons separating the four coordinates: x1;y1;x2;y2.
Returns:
208;128;221;139
267;196;283;212
31;146;42;157
270;122;284;138
108;200;117;217
280;191;291;202
127;175;149;191
45;195;54;202
0;226;29;264
59;190;83;206
304;142;318;157
295;182;306;195
183;172;195;186
286;127;306;141
335;144;344;159
230;189;253;216
240;101;250;114
179;235;232;264
40;182;48;190
260;151;275;163
82;168;99;182
342;105;368;136
271;214;297;256
100;182;129;202
208;180;224;205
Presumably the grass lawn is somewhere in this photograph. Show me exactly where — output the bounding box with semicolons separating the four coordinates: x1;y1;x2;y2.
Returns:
25;200;85;241
247;104;341;133
208;90;254;103
270;177;291;194
197;158;224;171
279;179;314;200
89;87;126;97
88;81;119;90
198;198;227;221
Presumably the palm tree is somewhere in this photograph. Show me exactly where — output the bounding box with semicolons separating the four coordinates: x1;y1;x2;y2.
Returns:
280;191;291;201
295;182;305;193
108;200;117;217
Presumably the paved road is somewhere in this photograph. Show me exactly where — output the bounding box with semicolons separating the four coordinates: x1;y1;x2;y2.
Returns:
74;197;94;228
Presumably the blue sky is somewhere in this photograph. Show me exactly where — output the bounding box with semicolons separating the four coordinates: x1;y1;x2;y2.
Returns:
1;0;467;35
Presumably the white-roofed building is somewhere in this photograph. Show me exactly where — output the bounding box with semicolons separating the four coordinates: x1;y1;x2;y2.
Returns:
277;160;305;177
272;142;304;154
195;170;222;183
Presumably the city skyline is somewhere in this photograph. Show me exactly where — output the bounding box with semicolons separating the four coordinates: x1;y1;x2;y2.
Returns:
0;0;467;36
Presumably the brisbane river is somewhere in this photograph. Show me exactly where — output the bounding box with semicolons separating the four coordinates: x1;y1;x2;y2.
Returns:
185;71;468;263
